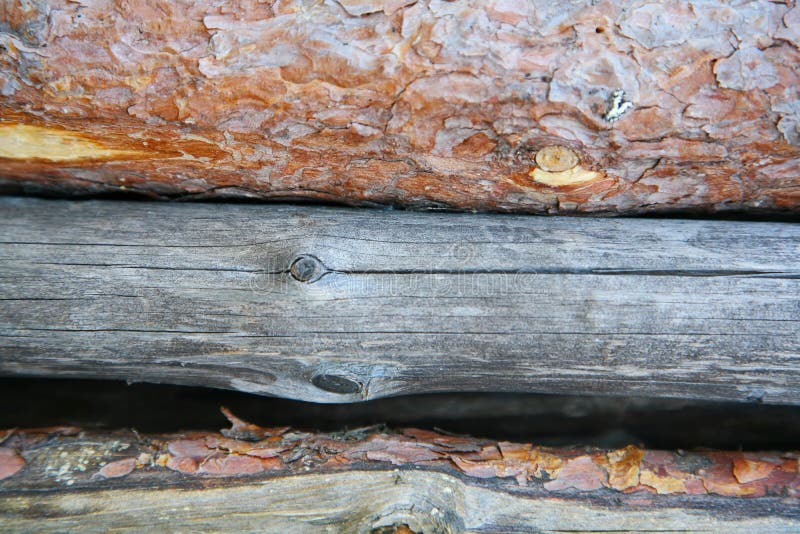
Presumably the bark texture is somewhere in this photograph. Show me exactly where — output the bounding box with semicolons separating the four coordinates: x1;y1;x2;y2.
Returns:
1;413;799;532
1;0;799;213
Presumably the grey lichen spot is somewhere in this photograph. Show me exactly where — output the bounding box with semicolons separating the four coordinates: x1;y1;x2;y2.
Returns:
335;0;416;16
714;48;779;91
777;117;799;145
333;0;383;17
0;72;20;97
527;1;591;36
772;90;800;145
618;3;694;49
776;7;800;49
603;89;633;123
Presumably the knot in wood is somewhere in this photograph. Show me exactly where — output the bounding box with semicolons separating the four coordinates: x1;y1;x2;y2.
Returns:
290;255;323;283
534;146;580;172
311;373;362;394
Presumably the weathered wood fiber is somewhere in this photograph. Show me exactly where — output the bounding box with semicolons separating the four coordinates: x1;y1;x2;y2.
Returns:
5;472;798;533
0;419;798;532
1;0;799;214
1;197;798;404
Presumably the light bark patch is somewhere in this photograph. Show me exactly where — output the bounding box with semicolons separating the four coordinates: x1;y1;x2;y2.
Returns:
732;458;775;484
534;145;580;172
0;124;147;162
530;146;602;186
605;445;644;490
529;166;601;187
640;469;688;494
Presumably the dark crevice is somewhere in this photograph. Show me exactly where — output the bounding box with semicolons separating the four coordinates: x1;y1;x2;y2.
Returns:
1;188;798;222
27;262;281;274
0;377;798;451
305;258;800;281
327;268;799;278
9;258;799;279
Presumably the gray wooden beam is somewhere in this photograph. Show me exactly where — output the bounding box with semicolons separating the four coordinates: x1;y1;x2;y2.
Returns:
1;197;798;404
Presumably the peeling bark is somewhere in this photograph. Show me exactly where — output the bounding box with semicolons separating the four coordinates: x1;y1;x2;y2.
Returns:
1;0;798;213
1;412;798;498
0;413;798;531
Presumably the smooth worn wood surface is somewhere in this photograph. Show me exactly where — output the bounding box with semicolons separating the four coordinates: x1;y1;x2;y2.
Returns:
1;0;799;214
1;196;799;404
1;420;798;532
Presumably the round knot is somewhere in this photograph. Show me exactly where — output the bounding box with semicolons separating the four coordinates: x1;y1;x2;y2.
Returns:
534;145;580;172
312;373;362;394
290;255;324;283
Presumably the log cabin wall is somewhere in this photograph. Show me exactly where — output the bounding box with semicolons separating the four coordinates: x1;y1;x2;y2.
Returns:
1;1;799;532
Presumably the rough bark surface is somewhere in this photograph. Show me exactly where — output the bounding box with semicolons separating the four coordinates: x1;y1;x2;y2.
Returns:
1;0;799;213
1;413;799;532
2;198;799;404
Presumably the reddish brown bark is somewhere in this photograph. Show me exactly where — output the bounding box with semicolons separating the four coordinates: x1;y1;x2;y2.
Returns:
1;410;798;499
1;1;799;213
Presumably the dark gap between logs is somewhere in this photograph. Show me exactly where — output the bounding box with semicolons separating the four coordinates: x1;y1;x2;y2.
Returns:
2;377;798;451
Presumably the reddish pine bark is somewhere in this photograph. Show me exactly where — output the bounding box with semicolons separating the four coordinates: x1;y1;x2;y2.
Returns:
1;1;799;213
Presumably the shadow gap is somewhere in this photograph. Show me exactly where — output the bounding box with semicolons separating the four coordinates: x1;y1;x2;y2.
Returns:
1;377;797;451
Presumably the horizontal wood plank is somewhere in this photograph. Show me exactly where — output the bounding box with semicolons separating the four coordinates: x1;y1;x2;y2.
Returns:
1;197;799;403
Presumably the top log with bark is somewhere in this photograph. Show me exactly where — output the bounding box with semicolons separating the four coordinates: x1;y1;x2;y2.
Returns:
1;0;799;213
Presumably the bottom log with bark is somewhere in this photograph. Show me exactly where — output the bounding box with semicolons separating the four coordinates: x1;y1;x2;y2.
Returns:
0;409;798;532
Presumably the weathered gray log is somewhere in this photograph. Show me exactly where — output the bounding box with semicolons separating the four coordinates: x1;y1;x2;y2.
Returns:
1;196;799;404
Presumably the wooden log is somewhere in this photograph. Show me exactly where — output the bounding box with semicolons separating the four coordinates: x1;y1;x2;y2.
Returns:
1;197;799;404
1;416;799;532
1;0;799;214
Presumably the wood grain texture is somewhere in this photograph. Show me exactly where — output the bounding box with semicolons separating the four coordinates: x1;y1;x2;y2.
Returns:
1;197;798;404
1;422;798;532
5;471;798;533
1;0;799;214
